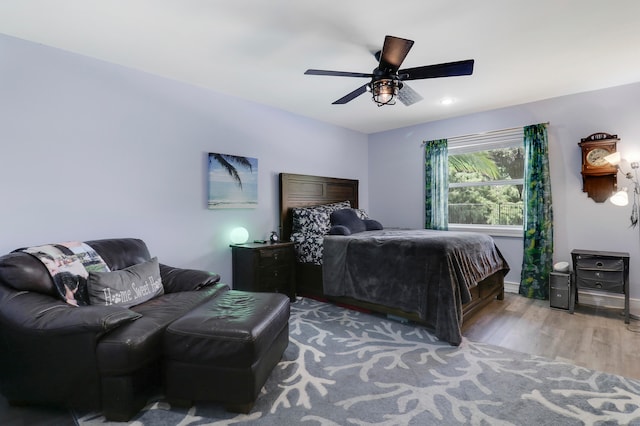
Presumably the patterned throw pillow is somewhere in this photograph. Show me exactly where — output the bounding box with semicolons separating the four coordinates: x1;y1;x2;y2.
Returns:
355;208;369;220
292;201;351;234
290;232;325;265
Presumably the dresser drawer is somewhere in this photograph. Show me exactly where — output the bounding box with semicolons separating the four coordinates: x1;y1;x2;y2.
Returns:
576;269;623;283
259;264;291;284
576;277;623;293
257;247;294;267
575;256;624;271
575;267;624;292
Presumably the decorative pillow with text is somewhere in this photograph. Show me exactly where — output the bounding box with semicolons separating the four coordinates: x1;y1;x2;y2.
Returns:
87;257;163;308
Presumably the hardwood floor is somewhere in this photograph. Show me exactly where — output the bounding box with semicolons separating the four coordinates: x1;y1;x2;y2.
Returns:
463;292;640;380
2;291;639;424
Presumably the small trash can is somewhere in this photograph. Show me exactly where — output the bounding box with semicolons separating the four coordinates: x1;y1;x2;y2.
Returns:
549;271;571;310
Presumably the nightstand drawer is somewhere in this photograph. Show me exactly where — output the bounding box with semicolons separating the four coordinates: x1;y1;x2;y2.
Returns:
576;269;623;283
258;248;294;267
259;264;291;283
575;257;624;271
259;278;291;294
576;277;623;293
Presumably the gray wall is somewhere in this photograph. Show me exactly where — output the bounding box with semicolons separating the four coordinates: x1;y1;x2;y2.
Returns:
368;82;640;298
0;34;368;283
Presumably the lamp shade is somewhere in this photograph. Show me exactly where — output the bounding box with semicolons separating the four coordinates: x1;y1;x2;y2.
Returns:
230;227;249;244
610;189;629;206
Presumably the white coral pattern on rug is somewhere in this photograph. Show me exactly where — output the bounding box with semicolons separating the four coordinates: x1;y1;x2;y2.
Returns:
76;298;640;425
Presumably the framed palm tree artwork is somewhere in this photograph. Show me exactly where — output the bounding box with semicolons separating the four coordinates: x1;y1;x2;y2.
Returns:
208;153;258;209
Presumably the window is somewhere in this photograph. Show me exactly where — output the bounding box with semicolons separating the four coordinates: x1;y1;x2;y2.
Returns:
447;127;524;236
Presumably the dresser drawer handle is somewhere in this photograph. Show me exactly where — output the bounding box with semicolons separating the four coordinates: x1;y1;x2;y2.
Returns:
595;282;602;289
595;261;604;268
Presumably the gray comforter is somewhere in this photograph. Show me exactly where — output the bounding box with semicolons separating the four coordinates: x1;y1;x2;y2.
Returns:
322;229;509;345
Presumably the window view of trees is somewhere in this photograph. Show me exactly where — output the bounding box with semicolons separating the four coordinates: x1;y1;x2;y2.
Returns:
448;147;524;226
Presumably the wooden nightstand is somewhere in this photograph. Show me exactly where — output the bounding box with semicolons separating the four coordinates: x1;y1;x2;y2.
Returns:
230;242;296;301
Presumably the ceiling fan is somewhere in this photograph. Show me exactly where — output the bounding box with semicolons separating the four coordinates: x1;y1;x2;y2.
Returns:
304;35;474;107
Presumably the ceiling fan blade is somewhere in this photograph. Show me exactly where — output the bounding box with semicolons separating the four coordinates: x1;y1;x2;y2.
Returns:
397;83;424;106
399;59;474;81
332;84;368;104
305;69;373;78
378;35;414;73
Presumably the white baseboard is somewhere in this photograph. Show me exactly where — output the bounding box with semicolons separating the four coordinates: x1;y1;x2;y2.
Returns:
503;280;638;314
504;281;519;294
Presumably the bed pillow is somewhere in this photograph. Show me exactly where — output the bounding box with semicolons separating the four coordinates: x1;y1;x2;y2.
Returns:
87;257;164;308
328;208;384;236
292;200;351;234
329;208;366;235
363;219;384;231
290;232;325;265
355;208;370;219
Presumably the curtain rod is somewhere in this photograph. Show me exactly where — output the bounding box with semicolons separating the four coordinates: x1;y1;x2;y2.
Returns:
420;122;550;146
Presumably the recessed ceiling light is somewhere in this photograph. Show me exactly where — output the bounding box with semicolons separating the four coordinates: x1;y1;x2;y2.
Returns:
440;97;456;105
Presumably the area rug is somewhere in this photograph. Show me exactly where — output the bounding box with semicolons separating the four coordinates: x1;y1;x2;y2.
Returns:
76;297;640;425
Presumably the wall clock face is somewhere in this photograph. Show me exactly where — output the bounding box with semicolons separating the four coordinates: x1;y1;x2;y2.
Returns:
586;148;612;167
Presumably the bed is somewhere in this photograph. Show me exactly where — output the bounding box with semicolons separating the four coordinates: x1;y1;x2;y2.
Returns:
279;172;509;345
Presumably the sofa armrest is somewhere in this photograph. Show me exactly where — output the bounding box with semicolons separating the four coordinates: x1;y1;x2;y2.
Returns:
0;290;141;335
159;264;221;293
0;288;136;407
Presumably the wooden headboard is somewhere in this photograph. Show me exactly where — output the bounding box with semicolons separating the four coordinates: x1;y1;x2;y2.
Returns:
279;173;359;240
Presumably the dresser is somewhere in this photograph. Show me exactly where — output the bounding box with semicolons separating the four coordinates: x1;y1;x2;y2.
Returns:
570;249;629;324
230;242;296;301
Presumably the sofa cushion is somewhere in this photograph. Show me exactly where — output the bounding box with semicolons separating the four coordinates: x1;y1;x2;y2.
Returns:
0;252;56;296
0;239;151;297
88;257;164;308
159;264;221;293
0;288;142;334
85;238;151;271
96;283;229;376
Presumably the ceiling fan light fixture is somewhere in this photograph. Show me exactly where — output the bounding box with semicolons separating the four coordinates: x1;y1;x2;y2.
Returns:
371;79;402;106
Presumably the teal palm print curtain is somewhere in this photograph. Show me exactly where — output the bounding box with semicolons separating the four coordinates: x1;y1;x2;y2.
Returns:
519;123;553;299
424;139;448;230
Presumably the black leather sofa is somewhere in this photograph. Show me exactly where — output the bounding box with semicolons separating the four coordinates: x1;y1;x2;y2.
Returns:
0;238;290;421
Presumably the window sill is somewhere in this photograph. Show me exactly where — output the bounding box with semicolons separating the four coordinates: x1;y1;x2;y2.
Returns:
448;224;523;238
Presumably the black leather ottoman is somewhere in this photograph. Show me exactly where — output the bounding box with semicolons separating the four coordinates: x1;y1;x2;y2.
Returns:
163;290;290;413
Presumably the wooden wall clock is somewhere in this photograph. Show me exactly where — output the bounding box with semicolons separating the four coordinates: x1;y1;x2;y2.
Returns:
578;132;619;203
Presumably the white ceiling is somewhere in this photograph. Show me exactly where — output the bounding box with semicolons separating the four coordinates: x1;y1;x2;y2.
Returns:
2;1;640;134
